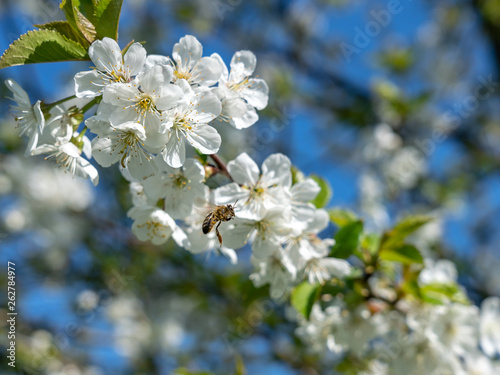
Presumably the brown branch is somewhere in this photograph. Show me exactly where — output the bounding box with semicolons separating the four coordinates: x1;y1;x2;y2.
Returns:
209;154;233;181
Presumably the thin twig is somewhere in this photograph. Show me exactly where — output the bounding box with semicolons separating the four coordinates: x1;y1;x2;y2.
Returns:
209;154;233;181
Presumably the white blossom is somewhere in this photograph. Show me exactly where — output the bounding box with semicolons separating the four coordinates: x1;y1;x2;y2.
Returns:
250;245;295;300
5;79;45;156
169;35;222;87
74;37;146;98
141;157;205;219
220;208;293;260
211;50;269;129
101;64;183;150
161;80;222;168
182;187;237;264
480;297;500;358
128;205;187;246
214;152;292;221
92;121;156;181
425;303;480;357
32;136;98;186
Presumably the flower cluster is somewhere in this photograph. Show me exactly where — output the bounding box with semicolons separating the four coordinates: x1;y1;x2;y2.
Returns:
295;259;500;375
5;79;99;185
5;35;269;185
6;35;351;297
6;34;500;375
127;151;351;299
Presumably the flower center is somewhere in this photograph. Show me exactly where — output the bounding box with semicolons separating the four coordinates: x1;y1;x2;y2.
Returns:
174;115;193;131
137;220;167;240
116;131;141;167
171;173;190;190
228;78;249;92
249;185;265;199
174;69;192;81
109;68;127;82
138;95;154;112
255;220;270;239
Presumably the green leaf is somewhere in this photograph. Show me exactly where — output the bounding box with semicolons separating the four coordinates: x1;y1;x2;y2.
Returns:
310;175;332;208
35;21;88;45
60;0;97;44
329;208;358;227
93;0;124;40
60;0;82;36
361;233;380;255
401;278;421;299
379;215;432;252
0;29;88;69
194;148;208;164
331;220;363;259
379;244;423;265
291;281;321;320
234;354;246;375
420;283;469;305
74;7;97;43
78;0;97;23
291;166;305;185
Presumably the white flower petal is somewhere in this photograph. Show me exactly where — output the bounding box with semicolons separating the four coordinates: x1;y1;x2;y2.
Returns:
156;83;184;111
210;52;228;83
103;82;138;107
222;98;258;129
191;56;223;86
163;131;186;168
218;219;253;249
85;115;113;137
123;42;147;75
89;37;122;72
33;100;45;134
138;64;166;94
262;153;292;187
191;90;222;122
242;78;269;110
184;124;221;154
173;35;203;70
74;70;103;98
214;183;249;205
227;152;260;186
92;137;120;167
230;50;257;81
183;158;205;183
25;131;39;156
145;54;170;69
291;178;321;203
4;79;30;105
125;149;157;181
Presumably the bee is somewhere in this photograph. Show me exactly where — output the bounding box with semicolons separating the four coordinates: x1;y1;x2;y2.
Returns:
202;200;238;245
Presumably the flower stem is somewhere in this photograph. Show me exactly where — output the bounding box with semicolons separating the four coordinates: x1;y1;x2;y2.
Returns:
45;95;77;109
210;154;233;181
81;98;99;114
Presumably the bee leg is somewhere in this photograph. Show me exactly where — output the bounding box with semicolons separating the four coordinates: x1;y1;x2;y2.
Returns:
215;221;223;246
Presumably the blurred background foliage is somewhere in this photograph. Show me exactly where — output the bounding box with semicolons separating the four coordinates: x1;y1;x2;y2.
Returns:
1;0;500;374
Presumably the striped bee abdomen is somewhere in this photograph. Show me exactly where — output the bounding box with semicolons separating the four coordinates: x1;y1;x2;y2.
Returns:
202;212;214;234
